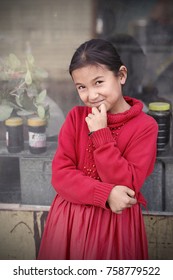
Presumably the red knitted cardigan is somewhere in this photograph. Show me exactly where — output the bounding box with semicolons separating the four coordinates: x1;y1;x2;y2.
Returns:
51;96;158;208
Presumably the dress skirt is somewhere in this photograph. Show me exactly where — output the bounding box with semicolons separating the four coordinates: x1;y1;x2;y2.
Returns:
38;194;148;260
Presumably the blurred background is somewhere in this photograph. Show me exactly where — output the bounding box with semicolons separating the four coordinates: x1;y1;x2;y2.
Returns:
0;0;173;117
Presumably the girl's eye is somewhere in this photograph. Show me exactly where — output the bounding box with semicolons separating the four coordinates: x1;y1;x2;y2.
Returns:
77;85;85;90
96;80;103;85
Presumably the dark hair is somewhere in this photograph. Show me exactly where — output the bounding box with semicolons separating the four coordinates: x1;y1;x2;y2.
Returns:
69;38;123;76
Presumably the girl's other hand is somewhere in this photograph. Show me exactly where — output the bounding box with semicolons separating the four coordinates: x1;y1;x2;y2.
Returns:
107;185;137;214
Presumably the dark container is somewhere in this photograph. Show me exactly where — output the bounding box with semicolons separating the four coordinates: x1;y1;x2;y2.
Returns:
28;117;47;154
148;102;171;154
5;117;24;153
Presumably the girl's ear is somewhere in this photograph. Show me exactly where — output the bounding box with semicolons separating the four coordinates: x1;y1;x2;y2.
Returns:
119;65;127;85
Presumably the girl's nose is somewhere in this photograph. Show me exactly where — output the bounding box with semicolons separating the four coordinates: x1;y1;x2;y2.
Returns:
88;89;99;100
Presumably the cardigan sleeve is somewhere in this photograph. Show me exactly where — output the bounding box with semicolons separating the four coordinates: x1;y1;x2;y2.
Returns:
51;108;114;208
91;117;158;196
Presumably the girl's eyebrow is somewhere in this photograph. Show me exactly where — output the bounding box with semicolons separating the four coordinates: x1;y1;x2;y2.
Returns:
92;75;104;81
75;76;104;86
75;82;85;86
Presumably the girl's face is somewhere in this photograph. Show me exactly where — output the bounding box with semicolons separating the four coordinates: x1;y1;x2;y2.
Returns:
71;64;128;114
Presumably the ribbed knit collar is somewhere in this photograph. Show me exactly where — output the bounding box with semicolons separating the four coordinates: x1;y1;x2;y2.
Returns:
107;96;143;126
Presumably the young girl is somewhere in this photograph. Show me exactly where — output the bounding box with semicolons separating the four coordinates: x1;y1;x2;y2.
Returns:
38;38;158;260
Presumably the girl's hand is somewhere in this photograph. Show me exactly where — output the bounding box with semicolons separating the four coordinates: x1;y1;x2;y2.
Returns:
107;185;137;214
85;103;107;132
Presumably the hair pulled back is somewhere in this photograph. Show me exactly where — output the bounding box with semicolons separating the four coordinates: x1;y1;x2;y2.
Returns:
69;38;123;76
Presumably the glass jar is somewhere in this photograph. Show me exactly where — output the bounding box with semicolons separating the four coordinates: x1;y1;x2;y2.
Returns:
148;102;171;154
5;117;24;153
27;117;47;154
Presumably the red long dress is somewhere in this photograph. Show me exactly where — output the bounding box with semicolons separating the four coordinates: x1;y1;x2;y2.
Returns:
38;97;158;260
